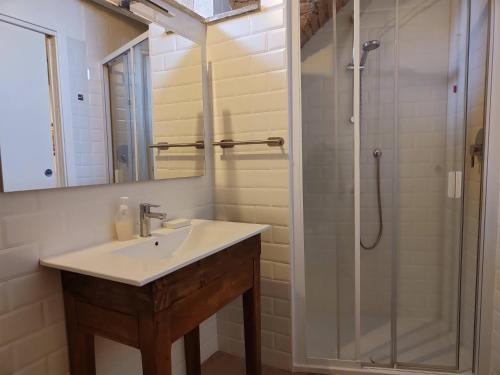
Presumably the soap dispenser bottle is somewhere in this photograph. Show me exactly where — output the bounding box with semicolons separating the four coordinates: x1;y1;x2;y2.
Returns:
115;197;134;241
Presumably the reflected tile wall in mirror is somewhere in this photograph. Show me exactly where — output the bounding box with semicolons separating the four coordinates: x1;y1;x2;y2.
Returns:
149;24;205;180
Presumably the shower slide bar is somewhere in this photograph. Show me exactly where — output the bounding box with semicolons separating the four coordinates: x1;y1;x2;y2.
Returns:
149;137;285;150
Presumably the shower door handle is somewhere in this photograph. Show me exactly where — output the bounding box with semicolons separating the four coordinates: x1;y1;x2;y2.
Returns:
470;144;483;168
470;129;484;168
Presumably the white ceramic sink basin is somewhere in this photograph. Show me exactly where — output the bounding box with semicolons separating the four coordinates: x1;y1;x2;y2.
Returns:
114;226;190;260
41;219;270;286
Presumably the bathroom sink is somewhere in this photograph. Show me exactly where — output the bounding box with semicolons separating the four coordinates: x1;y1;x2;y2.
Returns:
114;226;190;260
41;219;269;286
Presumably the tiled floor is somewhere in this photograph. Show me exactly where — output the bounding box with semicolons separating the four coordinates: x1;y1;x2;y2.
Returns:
201;352;317;375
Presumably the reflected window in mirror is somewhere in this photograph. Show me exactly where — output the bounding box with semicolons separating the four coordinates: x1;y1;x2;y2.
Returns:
174;0;260;20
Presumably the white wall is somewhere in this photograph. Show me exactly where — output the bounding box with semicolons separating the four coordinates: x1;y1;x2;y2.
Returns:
0;1;217;374
206;0;291;369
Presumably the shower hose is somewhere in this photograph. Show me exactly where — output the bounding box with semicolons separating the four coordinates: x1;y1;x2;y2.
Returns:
361;150;383;250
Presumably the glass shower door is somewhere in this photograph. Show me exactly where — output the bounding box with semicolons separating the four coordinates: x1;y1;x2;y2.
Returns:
393;0;468;368
356;0;485;370
301;0;358;362
357;0;396;365
108;53;135;183
132;39;154;181
106;38;154;184
299;0;486;370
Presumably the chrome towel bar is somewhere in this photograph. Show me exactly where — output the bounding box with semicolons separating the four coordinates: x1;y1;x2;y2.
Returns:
149;141;205;150
213;137;285;149
149;137;285;150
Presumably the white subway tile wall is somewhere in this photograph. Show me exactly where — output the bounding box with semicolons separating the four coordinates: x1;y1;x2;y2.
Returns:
150;24;205;179
0;179;215;375
207;0;291;370
0;1;216;374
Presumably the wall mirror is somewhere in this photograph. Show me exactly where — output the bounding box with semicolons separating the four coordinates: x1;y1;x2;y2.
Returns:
0;0;206;193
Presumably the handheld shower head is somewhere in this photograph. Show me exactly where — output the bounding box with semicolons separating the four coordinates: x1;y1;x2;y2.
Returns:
360;39;381;67
362;40;381;51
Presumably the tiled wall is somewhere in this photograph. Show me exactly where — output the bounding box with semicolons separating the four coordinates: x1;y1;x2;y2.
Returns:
0;1;217;374
69;5;146;186
206;0;291;369
0;180;215;375
150;24;205;179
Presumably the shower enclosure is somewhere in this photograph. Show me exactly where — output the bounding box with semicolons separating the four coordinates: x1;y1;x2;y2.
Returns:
293;0;489;371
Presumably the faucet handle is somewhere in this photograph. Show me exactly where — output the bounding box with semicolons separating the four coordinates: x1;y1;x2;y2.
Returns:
140;203;160;212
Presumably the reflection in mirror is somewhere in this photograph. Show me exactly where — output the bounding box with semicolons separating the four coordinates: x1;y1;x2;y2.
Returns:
148;24;204;180
104;28;204;184
0;0;205;193
172;0;260;21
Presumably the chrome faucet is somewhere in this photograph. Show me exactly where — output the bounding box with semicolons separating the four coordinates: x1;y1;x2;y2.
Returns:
139;203;167;237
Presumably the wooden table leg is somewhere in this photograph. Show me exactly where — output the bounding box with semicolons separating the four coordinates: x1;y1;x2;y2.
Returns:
184;326;201;375
243;257;261;375
63;293;96;375
139;311;172;375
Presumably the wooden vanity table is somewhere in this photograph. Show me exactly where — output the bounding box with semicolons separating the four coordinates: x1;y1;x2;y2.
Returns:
61;235;261;375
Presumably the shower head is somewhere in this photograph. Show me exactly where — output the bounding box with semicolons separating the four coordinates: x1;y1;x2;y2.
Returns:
360;39;381;67
362;39;381;52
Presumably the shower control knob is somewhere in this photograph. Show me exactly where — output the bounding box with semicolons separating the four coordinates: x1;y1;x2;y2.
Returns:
373;149;382;159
